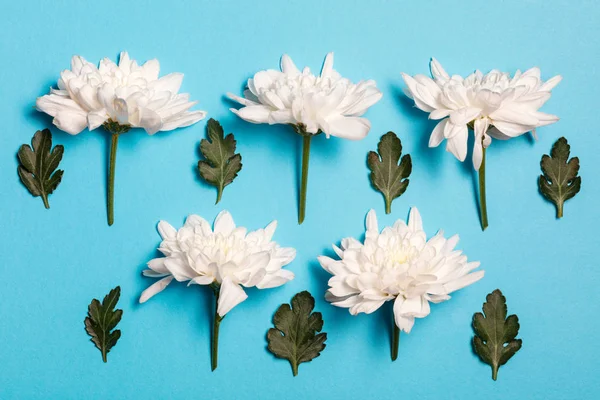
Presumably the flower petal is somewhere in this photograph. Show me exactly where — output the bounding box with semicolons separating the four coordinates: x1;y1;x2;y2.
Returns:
139;276;174;303
217;277;248;317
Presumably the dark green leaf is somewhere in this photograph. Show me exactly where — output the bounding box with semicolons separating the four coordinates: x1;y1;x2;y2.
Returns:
472;289;522;381
539;137;581;218
367;131;412;214
198;118;242;204
17;129;64;209
267;291;327;376
84;286;123;363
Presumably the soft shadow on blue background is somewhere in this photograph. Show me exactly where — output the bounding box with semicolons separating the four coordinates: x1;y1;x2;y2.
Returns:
1;0;598;399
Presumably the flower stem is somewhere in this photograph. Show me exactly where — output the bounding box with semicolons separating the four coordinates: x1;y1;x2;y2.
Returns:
298;135;311;225
107;133;119;226
478;146;488;231
391;317;400;361
212;290;223;371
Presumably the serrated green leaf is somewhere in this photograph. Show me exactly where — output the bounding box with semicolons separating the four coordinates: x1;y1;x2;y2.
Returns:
17;129;64;209
539;137;581;218
472;289;522;381
198;118;242;204
367;131;412;214
267;291;327;376
84;286;123;363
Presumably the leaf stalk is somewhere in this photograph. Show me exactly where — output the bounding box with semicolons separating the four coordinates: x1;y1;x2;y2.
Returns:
42;194;50;209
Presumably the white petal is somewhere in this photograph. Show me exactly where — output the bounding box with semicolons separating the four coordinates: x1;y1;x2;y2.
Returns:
230;106;271;124
540;75;562;91
320;52;334;78
146;258;169;275
444;270;484;293
226;92;259;107
50;110;88;135
189;276;214;285
365;209;379;238
263;220;278;241
142;59;160;81
139;276;174;303
280;54;300;75
429;118;448;147
157;221;177;239
325;116;371;140
472;118;490;170
407;207;423;232
430;58;450;82
213;211;236;235
393;297;415;333
217;277;248;317
152;73;183;93
160;110;207;131
113;98;129;125
137;108;162;134
88;110;108;130
445;129;468;161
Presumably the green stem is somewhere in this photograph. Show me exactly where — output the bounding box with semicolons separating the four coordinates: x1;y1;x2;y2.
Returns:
478;146;488;231
292;361;299;377
298;135;311;225
42;194;50;209
102;349;107;363
211;291;223;371
107;133;119;226
385;197;392;214
391;318;400;361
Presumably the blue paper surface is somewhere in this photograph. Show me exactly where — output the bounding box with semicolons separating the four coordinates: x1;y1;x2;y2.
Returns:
0;0;598;398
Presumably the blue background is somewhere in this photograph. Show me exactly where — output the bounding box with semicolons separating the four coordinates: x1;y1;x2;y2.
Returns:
0;0;598;399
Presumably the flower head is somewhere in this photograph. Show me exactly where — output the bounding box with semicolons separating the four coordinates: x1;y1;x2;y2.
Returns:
402;59;561;169
140;211;296;317
319;208;484;333
36;51;206;135
227;52;382;140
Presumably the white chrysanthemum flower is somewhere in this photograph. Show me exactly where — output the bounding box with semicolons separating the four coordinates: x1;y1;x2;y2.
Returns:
402;58;561;170
141;211;296;316
36;51;206;135
319;208;483;359
227;52;382;140
36;52;207;226
140;211;296;370
227;53;382;224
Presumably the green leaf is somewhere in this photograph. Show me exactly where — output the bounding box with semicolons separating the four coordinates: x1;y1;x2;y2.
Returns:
198;118;242;204
267;291;327;376
367;131;412;214
17;129;64;209
539;137;581;218
472;289;522;381
84;286;123;363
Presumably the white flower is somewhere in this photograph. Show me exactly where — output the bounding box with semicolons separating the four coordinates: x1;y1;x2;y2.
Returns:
402;59;561;169
319;208;484;333
140;211;296;317
227;52;382;140
36;51;206;135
